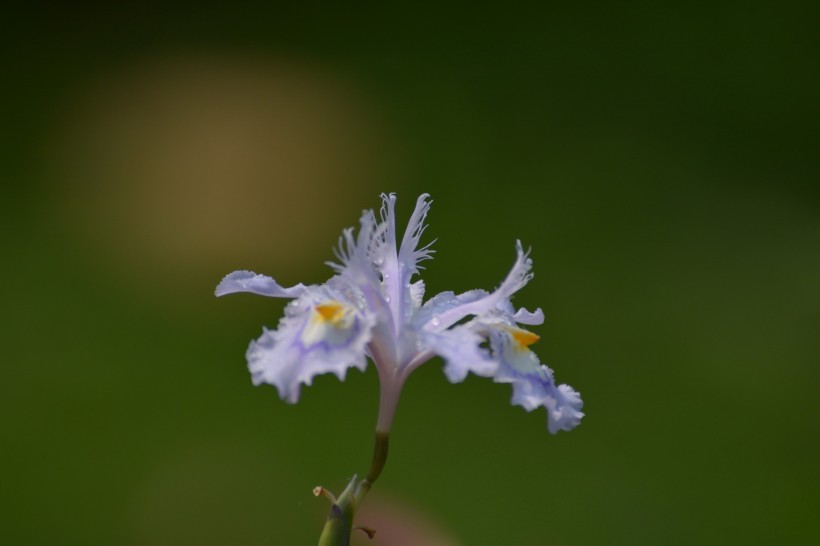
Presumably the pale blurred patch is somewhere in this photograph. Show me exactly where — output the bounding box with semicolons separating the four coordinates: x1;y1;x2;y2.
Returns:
45;53;396;301
352;491;462;546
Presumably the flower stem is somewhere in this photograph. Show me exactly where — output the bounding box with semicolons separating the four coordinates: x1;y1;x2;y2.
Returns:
365;432;389;485
316;431;390;545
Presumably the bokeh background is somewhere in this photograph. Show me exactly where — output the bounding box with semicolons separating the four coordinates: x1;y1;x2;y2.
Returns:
3;3;819;545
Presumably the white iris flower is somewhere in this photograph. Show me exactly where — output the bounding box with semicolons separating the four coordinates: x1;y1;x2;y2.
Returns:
216;194;583;434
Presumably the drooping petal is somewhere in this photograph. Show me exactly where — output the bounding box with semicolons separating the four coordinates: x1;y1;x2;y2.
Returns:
247;288;375;403
486;324;584;433
215;270;307;298
544;383;584;434
421;326;496;383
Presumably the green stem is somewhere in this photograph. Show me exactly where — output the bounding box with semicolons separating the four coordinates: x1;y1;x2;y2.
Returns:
367;432;389;482
316;432;390;546
317;477;357;546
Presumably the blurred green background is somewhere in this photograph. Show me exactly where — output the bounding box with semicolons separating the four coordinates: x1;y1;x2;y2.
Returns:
3;3;819;545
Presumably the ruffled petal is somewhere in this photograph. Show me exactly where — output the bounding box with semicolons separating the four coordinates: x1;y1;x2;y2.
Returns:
495;299;545;326
544;384;584;434
216;270;307;298
513;307;545;325
487;325;584;433
247;288;375;403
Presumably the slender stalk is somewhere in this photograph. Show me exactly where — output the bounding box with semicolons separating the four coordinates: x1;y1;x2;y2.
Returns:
355;432;389;502
317;364;398;545
365;432;389;484
317;431;391;545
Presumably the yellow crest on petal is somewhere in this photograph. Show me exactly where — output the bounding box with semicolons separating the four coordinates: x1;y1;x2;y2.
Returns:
315;301;346;325
502;325;540;350
302;300;356;346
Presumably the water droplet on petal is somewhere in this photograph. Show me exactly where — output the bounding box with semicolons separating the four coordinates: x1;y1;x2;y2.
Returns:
431;316;440;327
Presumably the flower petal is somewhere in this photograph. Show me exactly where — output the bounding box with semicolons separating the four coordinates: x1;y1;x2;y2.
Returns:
247;288;375;403
374;193;402;323
375;193;435;329
326;210;394;335
544;383;584;434
409;280;426;311
421;326;496;383
399;194;435;277
216;270;307;298
427;241;535;331
513;307;545;325
487;325;584;433
416;289;488;329
495;298;545;326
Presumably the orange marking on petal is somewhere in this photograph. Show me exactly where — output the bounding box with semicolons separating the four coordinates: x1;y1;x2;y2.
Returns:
315;302;345;323
509;327;540;348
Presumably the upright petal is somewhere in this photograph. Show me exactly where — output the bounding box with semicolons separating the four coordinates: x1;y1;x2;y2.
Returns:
375;193;435;330
426;241;534;331
398;194;435;279
373;193;402;330
328;210;392;327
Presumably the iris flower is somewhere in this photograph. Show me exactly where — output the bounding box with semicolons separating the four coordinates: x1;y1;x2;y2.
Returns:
216;193;583;435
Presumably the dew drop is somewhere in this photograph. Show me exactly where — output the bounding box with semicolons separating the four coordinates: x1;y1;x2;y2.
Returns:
431;316;441;327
